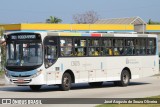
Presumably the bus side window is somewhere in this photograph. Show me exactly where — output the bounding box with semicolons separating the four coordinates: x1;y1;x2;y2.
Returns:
77;48;85;56
88;39;101;56
109;48;113;55
74;38;87;56
147;39;156;55
114;48;119;55
60;38;73;56
113;39;123;56
124;39;135;55
119;47;124;55
141;39;146;55
94;48;100;56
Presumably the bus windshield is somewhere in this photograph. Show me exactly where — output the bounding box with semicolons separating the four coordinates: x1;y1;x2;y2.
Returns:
6;42;43;67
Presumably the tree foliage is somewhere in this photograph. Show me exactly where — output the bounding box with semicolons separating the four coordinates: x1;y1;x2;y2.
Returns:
0;27;4;37
73;10;99;24
0;27;5;71
148;19;160;25
46;16;62;23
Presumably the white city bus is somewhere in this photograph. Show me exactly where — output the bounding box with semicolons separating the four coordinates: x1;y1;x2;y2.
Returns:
4;31;159;91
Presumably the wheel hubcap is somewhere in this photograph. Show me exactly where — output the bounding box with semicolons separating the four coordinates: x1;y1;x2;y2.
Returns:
64;76;69;87
123;74;128;84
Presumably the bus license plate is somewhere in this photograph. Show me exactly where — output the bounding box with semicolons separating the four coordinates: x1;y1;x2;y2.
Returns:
17;79;24;83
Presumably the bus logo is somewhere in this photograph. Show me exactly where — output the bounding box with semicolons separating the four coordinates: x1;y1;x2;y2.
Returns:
71;61;80;66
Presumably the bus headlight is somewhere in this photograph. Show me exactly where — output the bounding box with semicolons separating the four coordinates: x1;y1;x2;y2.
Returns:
31;69;43;78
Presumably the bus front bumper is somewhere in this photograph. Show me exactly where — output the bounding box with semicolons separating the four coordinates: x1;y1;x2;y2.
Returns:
5;74;46;85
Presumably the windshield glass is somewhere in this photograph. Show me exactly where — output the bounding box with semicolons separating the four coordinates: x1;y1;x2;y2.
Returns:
6;42;43;66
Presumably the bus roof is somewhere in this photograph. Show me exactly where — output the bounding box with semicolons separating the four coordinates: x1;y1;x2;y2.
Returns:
47;31;157;38
4;30;157;38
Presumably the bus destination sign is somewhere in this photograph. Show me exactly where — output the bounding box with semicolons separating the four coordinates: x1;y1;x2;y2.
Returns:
11;35;36;40
6;33;41;41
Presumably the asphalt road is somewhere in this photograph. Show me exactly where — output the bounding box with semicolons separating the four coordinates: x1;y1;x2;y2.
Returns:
0;76;160;107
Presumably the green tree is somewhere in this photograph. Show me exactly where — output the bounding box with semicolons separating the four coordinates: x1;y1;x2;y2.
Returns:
148;19;152;24
0;27;4;37
148;19;160;25
0;27;5;71
46;16;62;23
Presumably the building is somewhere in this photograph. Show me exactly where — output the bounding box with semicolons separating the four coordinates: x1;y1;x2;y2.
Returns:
0;23;134;33
95;16;147;33
0;18;160;33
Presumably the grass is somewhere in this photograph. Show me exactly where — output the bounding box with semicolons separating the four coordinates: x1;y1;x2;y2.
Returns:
96;95;160;107
97;104;160;107
147;96;160;98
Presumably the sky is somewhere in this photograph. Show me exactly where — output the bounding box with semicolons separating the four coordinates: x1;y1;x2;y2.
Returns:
0;0;160;24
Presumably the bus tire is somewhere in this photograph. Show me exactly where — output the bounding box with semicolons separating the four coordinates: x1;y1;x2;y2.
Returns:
114;70;130;87
89;82;103;87
60;73;71;91
29;85;41;91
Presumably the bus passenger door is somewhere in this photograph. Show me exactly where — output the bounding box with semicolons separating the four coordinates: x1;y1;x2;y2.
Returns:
44;36;58;85
74;57;88;83
96;69;107;81
76;60;89;83
85;59;96;82
90;62;107;82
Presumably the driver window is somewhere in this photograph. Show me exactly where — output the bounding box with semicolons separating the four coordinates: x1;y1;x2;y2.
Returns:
45;45;57;68
44;36;58;68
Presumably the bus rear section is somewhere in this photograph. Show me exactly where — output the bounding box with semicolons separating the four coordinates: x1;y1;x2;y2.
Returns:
43;32;159;91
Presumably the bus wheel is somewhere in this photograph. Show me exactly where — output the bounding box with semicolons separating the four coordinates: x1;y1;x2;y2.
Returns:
89;82;103;87
29;85;41;91
60;73;71;91
114;70;130;87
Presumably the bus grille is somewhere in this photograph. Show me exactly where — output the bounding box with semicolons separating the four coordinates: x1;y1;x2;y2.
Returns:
10;79;32;84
